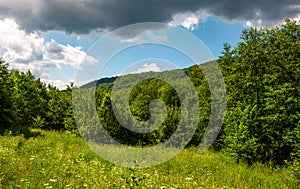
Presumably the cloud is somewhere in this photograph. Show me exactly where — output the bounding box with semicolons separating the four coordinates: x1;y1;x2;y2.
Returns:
0;18;97;70
0;18;97;88
0;19;44;64
40;78;69;90
0;0;299;34
131;63;161;74
169;10;209;30
0;18;46;74
119;29;167;44
43;40;97;69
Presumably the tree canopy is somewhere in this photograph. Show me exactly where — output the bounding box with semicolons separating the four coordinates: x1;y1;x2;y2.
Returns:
0;19;299;166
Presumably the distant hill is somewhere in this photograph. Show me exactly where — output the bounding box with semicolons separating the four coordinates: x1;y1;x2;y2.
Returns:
80;61;214;89
80;76;118;89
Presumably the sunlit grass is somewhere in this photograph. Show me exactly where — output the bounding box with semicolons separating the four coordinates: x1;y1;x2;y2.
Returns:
0;130;298;188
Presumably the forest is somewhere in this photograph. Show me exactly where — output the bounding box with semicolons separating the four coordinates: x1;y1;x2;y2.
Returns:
0;19;299;187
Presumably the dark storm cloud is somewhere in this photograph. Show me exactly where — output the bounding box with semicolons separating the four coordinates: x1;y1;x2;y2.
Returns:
0;0;299;34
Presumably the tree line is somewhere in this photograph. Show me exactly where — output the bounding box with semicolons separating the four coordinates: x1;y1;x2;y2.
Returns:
0;19;299;166
0;62;76;136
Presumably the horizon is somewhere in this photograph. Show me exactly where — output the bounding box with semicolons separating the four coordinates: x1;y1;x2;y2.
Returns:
0;1;299;89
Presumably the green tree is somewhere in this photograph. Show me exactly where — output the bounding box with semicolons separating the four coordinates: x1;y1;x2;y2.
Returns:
11;70;48;128
0;58;17;134
44;85;69;130
219;19;300;165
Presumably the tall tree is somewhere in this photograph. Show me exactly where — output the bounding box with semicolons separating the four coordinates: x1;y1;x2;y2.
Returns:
0;58;16;134
219;19;300;165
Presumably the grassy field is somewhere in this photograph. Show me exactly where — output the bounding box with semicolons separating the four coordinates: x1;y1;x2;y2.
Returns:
0;130;298;189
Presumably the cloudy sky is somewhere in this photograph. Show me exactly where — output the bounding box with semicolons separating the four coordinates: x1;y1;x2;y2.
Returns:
0;0;299;89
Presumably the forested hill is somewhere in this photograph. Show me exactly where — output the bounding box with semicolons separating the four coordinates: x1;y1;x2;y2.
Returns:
0;19;299;168
79;61;213;89
81;76;118;89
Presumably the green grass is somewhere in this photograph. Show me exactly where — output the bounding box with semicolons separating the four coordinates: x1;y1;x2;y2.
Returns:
0;130;298;188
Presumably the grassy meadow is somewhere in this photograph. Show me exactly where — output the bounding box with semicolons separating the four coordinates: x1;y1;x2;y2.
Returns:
0;130;298;189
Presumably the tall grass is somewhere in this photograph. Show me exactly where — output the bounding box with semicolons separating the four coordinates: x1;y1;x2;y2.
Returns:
0;130;298;188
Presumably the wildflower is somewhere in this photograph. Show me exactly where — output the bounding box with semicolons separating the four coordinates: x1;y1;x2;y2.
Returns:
185;177;193;181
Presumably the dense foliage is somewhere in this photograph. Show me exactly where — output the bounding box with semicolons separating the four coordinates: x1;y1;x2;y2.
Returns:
0;59;16;134
0;19;299;167
219;19;300;165
0;61;76;137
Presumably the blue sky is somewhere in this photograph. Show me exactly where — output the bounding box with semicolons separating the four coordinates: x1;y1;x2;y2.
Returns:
0;1;298;89
40;18;246;87
42;18;246;58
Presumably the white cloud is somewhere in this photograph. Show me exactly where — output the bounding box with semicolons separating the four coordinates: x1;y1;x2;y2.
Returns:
120;30;167;44
169;10;209;31
43;40;97;69
40;78;69;90
131;63;161;74
0;18;97;89
0;18;44;67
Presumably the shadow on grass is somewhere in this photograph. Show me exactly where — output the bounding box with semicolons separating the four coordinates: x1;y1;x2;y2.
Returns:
0;126;44;138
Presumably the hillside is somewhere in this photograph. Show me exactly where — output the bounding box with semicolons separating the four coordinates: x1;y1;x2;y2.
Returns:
1;19;299;171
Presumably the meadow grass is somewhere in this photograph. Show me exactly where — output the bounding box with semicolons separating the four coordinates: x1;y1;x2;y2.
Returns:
0;130;298;188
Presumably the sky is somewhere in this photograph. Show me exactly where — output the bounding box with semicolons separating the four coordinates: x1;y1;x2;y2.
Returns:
0;0;299;89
